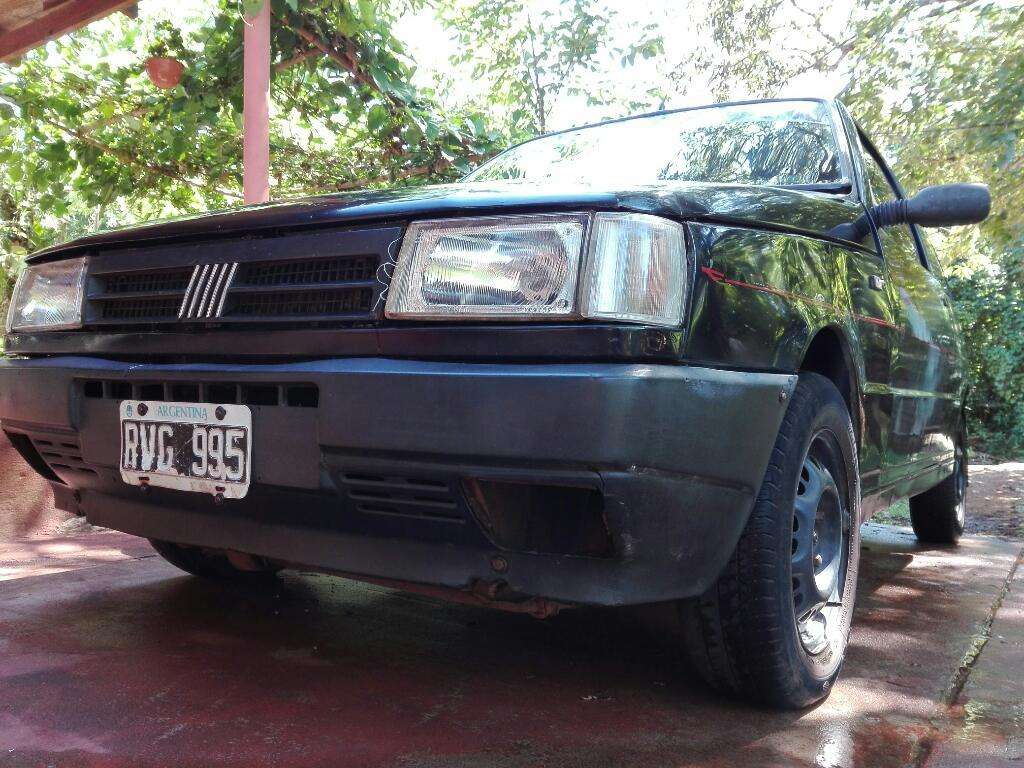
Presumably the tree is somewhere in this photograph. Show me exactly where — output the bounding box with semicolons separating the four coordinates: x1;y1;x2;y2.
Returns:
442;0;662;137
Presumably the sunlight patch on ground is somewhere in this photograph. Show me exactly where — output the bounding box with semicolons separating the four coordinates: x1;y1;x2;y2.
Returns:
0;541;149;582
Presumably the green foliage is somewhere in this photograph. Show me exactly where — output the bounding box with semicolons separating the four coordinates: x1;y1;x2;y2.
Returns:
443;0;662;136
840;3;1023;459
146;20;187;59
946;258;1024;456
0;0;661;329
873;497;910;526
0;0;659;312
0;0;515;315
842;2;1024;457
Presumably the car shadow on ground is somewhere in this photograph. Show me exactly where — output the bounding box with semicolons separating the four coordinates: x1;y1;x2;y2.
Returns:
4;526;972;768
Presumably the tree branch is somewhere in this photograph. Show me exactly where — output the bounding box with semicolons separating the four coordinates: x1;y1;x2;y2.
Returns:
286;23;399;107
78;104;150;134
313;151;486;194
34;110;240;198
275;45;322;73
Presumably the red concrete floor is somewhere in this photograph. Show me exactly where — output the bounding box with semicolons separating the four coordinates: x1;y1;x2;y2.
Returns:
1;524;1021;768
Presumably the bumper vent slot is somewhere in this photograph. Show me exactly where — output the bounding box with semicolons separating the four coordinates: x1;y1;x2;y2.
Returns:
338;473;464;522
28;436;96;477
81;380;319;408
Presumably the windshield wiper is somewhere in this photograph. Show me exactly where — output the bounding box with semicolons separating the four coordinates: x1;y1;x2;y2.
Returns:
782;181;853;195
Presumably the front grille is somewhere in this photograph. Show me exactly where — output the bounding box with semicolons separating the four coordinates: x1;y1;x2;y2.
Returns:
229;287;373;318
90;254;378;326
82;226;398;330
236;255;377;287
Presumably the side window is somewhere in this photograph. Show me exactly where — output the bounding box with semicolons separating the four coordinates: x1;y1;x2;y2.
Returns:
862;151;896;207
858;136;930;271
914;226;944;278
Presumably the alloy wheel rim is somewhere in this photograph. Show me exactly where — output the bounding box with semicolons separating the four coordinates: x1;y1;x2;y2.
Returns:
791;434;851;656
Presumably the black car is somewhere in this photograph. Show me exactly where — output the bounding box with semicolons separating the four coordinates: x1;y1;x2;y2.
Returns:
0;98;989;708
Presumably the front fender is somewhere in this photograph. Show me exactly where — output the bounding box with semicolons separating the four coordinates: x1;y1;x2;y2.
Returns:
684;224;870;371
683;222;897;490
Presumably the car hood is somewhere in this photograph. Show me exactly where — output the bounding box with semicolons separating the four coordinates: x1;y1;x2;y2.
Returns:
29;180;864;262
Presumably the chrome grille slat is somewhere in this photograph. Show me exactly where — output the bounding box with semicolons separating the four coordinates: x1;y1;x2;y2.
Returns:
186;264;212;318
215;263;239;317
197;263;221;318
202;263;229;318
177;264;203;318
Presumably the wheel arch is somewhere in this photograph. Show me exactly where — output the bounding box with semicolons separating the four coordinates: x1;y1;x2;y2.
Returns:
796;325;864;448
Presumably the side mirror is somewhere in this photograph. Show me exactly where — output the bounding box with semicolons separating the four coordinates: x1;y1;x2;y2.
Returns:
830;183;991;244
902;183;990;228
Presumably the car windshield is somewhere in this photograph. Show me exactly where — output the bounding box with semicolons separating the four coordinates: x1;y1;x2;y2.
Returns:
464;100;847;189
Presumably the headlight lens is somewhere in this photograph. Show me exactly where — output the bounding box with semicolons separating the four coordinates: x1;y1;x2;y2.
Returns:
386;213;587;319
5;257;88;333
386;212;688;327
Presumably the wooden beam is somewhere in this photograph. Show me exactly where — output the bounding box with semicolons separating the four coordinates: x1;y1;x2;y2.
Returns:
0;0;136;62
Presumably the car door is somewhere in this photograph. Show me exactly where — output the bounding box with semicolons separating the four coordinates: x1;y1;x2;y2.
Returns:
857;133;962;487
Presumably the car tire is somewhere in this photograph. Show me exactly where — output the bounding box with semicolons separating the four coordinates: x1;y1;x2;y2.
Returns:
909;440;966;545
148;539;281;582
678;372;861;709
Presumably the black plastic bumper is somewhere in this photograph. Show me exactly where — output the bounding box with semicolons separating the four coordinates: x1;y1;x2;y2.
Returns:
0;356;796;605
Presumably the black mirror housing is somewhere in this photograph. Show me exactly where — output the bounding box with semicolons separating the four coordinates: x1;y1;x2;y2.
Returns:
829;183;990;244
906;183;991;227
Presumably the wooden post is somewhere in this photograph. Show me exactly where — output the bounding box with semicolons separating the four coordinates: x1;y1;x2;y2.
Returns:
243;0;271;204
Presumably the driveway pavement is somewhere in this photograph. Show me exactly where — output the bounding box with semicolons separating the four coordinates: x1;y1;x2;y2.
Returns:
0;524;1021;768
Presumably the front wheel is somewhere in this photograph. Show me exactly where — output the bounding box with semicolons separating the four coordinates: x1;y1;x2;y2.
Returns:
679;373;861;709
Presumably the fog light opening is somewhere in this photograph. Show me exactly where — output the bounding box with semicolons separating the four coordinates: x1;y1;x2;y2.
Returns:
463;479;612;558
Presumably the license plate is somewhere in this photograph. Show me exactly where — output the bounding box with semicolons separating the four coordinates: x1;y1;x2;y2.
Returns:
119;400;252;499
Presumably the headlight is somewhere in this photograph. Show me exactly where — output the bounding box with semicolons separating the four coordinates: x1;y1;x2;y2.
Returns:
5;257;88;333
385;212;688;327
386;213;587;319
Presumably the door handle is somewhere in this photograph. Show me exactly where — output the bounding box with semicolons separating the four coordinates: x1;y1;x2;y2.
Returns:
868;274;886;291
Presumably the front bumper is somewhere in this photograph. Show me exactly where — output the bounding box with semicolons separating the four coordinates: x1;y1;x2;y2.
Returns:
0;356;795;605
